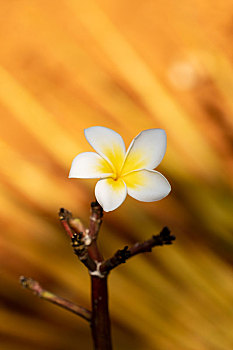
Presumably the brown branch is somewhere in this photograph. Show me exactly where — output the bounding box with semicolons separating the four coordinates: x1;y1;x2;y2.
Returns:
57;205;175;350
58;203;104;266
59;208;74;238
59;208;97;271
89;201;103;240
71;233;97;271
87;201;104;262
22;200;175;350
100;227;175;274
91;276;112;350
85;202;112;349
20;276;92;322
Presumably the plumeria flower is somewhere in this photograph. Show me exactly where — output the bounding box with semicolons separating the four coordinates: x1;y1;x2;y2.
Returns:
69;126;171;212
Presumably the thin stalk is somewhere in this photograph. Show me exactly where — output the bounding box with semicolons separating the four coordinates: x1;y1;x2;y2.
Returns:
20;276;91;322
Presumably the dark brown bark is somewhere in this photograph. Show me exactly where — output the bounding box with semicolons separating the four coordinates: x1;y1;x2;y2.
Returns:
91;276;112;350
22;203;175;350
100;227;175;274
88;201;104;262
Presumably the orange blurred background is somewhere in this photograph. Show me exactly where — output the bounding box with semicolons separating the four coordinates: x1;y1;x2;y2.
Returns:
0;1;233;349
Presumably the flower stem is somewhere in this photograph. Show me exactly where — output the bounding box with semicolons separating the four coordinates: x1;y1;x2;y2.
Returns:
91;275;112;350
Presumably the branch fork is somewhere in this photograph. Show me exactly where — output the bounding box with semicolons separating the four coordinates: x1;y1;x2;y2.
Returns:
20;201;175;350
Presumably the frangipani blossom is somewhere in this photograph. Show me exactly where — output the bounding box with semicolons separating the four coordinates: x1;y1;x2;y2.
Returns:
69;126;171;212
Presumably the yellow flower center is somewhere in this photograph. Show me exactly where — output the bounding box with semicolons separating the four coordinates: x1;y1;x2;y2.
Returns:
101;143;147;181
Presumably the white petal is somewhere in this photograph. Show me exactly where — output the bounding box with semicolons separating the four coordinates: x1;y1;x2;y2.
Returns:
69;152;113;179
123;169;171;202
84;126;126;174
121;129;167;174
95;178;127;212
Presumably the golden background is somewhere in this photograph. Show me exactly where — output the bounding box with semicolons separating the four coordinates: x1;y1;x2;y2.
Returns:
0;1;233;349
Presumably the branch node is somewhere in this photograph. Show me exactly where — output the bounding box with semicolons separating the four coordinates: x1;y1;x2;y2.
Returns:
71;232;83;247
59;208;72;221
70;233;97;271
115;246;131;263
153;226;176;246
89;262;106;278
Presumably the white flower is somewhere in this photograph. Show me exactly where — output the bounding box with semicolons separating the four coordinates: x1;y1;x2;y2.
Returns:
69;126;171;212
